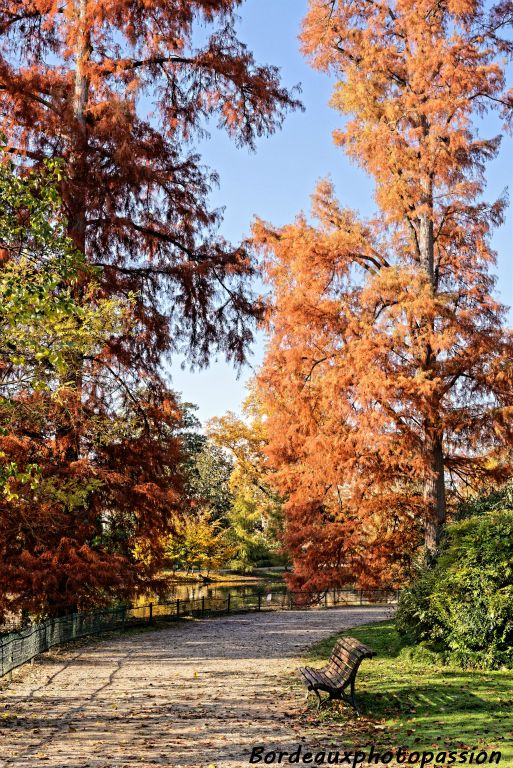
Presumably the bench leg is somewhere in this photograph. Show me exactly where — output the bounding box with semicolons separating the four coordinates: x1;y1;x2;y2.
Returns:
350;678;359;715
339;681;359;714
304;686;323;711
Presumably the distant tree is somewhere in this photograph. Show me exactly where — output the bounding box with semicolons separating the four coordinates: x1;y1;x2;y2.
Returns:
164;510;233;576
225;493;274;573
178;404;208;468
208;388;284;571
254;0;513;591
175;402;234;520
190;443;234;518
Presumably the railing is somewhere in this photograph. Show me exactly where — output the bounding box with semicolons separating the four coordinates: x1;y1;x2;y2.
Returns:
0;587;398;679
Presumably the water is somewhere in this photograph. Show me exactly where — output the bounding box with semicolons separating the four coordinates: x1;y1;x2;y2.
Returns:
134;580;398;609
143;578;286;605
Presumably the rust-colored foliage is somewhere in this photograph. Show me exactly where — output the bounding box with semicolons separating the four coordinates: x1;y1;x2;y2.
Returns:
254;0;513;592
0;0;298;617
0;0;298;364
0;395;185;618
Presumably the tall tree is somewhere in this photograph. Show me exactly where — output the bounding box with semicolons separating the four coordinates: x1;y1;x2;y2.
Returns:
0;160;181;620
0;0;298;367
0;1;298;612
207;388;285;570
255;0;513;591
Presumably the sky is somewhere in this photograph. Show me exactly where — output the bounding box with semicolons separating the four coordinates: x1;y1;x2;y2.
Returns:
169;0;513;427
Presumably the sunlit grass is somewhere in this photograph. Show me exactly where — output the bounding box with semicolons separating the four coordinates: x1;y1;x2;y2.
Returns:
305;621;513;764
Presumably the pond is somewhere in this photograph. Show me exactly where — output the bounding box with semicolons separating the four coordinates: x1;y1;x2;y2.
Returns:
139;578;287;605
133;578;398;611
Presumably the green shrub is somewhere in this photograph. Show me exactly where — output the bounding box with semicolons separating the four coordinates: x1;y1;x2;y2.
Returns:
396;566;443;643
398;640;448;665
397;511;513;668
455;481;513;520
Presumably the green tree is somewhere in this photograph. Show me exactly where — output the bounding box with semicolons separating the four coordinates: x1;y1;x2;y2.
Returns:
207;387;285;571
192;444;233;519
177;402;234;520
164;510;233;576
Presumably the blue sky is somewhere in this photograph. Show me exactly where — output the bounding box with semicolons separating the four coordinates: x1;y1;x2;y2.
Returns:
169;0;513;426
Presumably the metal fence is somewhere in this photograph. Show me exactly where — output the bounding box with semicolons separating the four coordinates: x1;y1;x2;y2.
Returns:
0;587;398;679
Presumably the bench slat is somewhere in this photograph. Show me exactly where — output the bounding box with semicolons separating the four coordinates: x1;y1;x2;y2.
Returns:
298;636;375;711
299;666;348;692
326;658;353;681
336;638;375;657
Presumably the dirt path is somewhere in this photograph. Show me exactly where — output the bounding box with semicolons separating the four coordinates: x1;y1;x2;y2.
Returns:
0;607;392;768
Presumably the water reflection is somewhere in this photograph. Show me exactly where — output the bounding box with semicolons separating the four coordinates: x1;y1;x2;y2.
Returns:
145;579;286;604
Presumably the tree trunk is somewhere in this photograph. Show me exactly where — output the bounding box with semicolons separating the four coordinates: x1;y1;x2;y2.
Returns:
418;167;446;554
423;432;446;555
55;0;90;463
418;207;434;283
69;0;90;253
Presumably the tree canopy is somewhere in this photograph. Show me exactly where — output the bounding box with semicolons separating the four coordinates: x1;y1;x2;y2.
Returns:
0;0;300;366
0;0;298;615
254;0;513;592
0;160;178;619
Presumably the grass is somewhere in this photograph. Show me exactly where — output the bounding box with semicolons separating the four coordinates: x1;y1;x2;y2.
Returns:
304;620;513;765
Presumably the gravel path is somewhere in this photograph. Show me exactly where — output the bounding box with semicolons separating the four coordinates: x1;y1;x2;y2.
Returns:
0;607;392;768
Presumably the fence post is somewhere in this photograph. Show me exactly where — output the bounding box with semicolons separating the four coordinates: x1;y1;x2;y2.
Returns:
148;603;153;625
227;594;231;614
258;594;261;611
359;589;363;606
324;592;328;609
201;596;205;617
176;599;180;618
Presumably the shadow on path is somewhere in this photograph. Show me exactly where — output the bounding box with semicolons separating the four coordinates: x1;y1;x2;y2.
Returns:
0;607;392;768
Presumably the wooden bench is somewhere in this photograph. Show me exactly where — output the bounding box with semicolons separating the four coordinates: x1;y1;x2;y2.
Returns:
298;636;375;712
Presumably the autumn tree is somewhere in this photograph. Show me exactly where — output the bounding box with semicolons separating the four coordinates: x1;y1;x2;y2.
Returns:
0;160;181;620
208;387;284;571
163;510;234;576
0;0;298;366
254;0;513;591
0;1;298;613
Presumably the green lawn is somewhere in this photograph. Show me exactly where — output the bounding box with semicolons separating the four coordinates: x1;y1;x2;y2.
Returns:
304;621;513;765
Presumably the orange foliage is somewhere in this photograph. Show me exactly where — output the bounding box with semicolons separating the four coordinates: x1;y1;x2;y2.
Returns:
0;0;299;366
254;0;513;592
0;0;298;617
